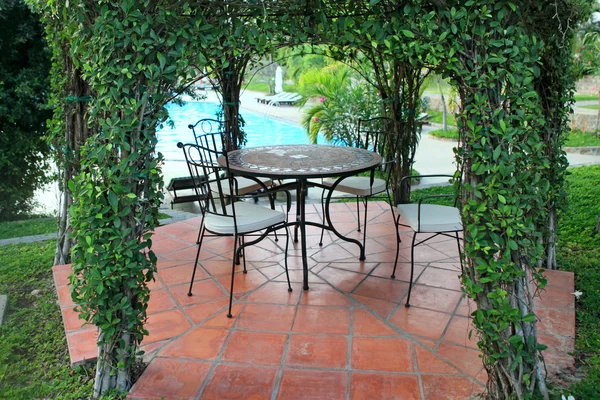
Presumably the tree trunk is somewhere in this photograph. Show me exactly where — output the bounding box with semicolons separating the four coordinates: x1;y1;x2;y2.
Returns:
441;93;448;131
54;54;93;265
545;209;557;269
216;58;249;152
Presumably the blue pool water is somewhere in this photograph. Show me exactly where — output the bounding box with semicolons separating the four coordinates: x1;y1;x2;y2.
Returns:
157;101;323;160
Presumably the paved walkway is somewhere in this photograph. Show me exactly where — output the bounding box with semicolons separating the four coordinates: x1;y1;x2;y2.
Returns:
53;202;575;400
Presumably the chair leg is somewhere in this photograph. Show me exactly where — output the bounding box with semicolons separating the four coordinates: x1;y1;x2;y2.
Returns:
241;236;247;273
318;187;327;246
271;191;278;242
355;196;361;232
189;225;206;296
227;234;239;318
405;232;417;308
455;231;463;274
361;197;369;251
391;214;402;279
283;225;292;292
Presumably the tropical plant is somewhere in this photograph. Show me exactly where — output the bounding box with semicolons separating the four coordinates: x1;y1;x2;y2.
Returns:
278;45;329;82
299;64;379;144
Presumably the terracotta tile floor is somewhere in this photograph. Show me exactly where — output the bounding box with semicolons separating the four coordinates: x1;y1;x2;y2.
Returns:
52;201;576;399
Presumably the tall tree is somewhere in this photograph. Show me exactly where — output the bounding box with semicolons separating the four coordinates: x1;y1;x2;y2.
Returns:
0;0;51;220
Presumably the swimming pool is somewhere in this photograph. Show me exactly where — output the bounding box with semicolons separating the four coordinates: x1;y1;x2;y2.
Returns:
157;101;324;160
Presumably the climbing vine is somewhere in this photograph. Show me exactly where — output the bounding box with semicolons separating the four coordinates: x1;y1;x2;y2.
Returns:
31;0;586;397
33;1;214;396
433;1;586;397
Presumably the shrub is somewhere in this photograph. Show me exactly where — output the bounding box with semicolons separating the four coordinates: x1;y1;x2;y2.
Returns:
0;0;52;220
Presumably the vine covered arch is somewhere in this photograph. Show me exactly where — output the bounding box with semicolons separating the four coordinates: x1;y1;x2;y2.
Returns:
31;0;589;397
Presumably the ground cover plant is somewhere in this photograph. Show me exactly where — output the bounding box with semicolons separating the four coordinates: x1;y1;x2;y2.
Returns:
429;128;459;140
556;165;600;398
0;241;95;398
412;167;600;397
0;218;56;240
564;130;600;147
0;213;170;241
427;128;600;148
580;104;599;110
574;94;599;101
427;110;457;126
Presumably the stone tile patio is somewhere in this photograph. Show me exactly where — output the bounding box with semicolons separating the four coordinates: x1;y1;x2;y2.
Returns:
53;201;576;399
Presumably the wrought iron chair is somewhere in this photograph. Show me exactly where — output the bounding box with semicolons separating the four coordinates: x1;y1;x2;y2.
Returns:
178;137;292;318
391;174;463;307
188;118;273;197
318;117;399;252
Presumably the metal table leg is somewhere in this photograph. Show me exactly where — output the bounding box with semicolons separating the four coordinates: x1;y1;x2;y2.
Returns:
298;178;309;290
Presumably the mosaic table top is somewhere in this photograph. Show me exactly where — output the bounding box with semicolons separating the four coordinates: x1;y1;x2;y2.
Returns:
221;145;382;179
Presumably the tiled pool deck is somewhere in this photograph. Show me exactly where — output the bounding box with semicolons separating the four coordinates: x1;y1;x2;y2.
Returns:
53;201;575;399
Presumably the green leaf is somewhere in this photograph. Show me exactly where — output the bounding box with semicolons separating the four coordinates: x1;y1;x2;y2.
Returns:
522;313;536;323
401;30;415;38
157;52;166;70
108;190;118;209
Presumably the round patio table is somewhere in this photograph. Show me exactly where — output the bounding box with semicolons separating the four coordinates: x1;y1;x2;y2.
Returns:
219;144;382;290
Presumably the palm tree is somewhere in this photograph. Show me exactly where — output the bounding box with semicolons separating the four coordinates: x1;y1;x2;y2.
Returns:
297;63;379;144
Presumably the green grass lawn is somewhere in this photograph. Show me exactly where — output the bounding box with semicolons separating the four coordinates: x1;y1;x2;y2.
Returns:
564;130;600;147
0;213;170;241
242;81;297;94
242;80;270;93
0;218;56;240
426;110;457;126
557;165;600;397
0;241;95;398
428;128;458;140
580;104;599;110
427;128;600;147
574;94;600;101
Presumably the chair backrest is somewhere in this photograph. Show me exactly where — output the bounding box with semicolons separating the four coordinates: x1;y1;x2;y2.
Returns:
356;117;400;184
177;134;237;222
399;173;459;207
188;118;227;148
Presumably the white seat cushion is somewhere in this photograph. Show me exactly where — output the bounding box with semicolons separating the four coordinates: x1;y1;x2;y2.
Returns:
396;203;462;233
322;176;386;196
210;176;272;196
204;202;285;234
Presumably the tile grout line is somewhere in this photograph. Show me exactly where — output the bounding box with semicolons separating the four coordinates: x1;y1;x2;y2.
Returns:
384;261;431;325
346;301;355;400
270;284;303;400
194;287;248;400
410;341;426;400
